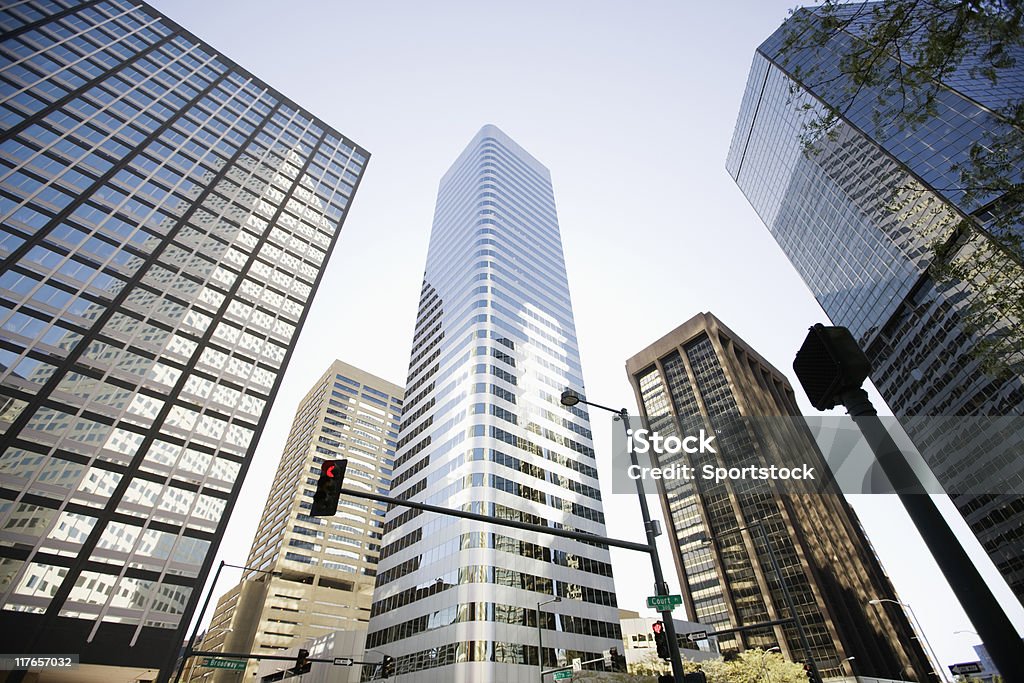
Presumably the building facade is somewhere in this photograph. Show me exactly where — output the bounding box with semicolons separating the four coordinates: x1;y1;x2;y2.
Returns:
0;1;368;677
727;4;1024;604
364;125;620;682
190;361;402;683
626;312;933;681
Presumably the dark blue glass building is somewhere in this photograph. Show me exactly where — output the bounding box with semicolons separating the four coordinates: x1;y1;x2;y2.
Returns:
728;4;1024;605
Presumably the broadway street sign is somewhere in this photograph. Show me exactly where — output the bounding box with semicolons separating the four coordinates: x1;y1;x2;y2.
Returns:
201;658;246;671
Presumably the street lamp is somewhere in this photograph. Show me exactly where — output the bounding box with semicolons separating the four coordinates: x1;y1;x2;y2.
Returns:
758;646;782;683
869;598;947;683
559;388;685;683
842;656;856;676
537;596;562;681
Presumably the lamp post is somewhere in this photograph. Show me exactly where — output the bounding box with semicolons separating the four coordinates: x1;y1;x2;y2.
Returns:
559;389;685;683
758;646;781;683
869;599;947;683
172;561;281;683
182;627;233;683
842;656;856;677
537;596;562;681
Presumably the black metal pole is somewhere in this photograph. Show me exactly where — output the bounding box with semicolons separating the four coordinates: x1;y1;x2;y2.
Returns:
338;487;651;554
840;387;1024;682
618;409;686;683
172;559;225;683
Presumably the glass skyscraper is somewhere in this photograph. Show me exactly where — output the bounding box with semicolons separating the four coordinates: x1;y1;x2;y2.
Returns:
0;1;367;678
365;125;620;682
627;312;933;681
727;5;1024;604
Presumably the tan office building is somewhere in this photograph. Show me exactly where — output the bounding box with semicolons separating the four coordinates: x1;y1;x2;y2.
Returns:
188;360;402;682
626;313;933;681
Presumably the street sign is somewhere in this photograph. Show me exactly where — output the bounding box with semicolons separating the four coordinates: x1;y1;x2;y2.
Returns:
201;658;246;671
554;671;573;681
647;594;683;609
685;630;708;641
572;658;582;672
949;662;984;676
333;657;354;666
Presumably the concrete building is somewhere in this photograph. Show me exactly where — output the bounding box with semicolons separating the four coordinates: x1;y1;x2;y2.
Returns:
617;610;719;674
365;125;620;681
0;1;367;679
727;2;1024;606
189;361;401;683
626;312;933;681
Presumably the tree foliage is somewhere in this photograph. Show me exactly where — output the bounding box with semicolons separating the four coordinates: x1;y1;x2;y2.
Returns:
778;1;1024;377
685;649;809;683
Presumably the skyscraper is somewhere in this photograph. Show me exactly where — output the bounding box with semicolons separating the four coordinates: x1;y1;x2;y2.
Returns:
190;360;402;683
365;125;620;681
727;5;1024;604
0;1;368;678
626;312;933;681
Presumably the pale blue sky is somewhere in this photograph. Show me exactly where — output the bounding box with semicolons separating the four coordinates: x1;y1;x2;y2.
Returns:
148;0;1024;669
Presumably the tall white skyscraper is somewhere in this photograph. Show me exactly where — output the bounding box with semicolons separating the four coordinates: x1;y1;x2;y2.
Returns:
365;125;620;682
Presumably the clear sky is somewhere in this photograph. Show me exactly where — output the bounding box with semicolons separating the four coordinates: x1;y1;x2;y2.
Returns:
148;0;1024;670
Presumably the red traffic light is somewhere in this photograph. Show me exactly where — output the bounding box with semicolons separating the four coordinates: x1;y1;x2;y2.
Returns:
312;459;347;517
652;620;664;634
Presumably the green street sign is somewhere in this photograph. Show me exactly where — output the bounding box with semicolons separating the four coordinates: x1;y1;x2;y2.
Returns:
554;671;573;681
647;594;683;609
201;658;247;671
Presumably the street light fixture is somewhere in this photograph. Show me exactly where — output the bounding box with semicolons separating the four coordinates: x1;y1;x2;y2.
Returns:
559;388;685;683
842;656;856;675
537;596;562;681
869;599;947;683
758;646;782;683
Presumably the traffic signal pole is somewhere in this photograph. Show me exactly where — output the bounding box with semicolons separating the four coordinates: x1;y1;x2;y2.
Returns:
171;559;226;683
619;408;686;682
840;387;1024;682
793;324;1024;681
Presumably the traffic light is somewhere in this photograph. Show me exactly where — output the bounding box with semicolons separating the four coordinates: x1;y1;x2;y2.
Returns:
658;675;674;683
804;663;816;682
653;620;670;660
311;459;346;517
793;324;871;411
684;672;707;683
380;654;395;677
295;648;310;673
610;646;626;672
